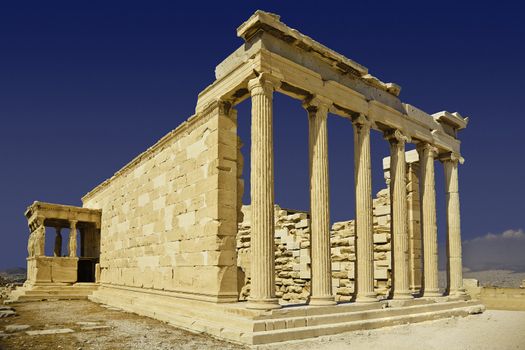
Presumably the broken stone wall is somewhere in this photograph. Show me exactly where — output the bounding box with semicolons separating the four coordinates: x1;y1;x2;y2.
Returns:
237;187;394;304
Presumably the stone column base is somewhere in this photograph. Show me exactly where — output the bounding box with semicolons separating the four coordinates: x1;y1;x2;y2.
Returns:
355;292;378;303
309;296;337;306
392;291;414;300
247;298;281;310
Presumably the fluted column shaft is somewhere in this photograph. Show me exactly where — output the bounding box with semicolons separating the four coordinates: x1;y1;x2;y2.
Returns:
305;96;335;306
69;220;78;258
353;115;377;302
247;74;281;310
442;153;466;296
54;227;62;257
385;130;413;299
417;143;441;297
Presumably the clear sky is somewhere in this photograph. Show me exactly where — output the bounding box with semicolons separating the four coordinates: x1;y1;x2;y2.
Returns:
1;1;524;270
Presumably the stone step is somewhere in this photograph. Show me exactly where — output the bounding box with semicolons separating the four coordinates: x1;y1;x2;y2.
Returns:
4;284;99;303
255;300;477;331
24;289;95;295
90;288;253;332
88;286;484;345
15;295;88;301
249;303;485;344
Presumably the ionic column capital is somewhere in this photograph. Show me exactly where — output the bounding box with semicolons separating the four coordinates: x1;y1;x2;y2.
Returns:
384;129;411;144
217;99;233;116
416;142;439;158
248;73;280;97
69;219;78;228
302;95;332;116
440;151;465;165
351;114;373;130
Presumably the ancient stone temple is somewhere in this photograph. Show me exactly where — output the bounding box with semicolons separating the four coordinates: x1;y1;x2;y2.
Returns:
9;11;484;345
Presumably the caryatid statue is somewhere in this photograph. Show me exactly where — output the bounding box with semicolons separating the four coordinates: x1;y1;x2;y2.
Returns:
27;231;35;257
33;221;45;257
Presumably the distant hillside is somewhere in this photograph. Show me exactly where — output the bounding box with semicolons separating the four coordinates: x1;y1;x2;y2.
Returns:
1;267;26;275
0;266;26;284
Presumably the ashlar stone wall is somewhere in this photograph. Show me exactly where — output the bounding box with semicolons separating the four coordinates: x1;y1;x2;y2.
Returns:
82;103;240;302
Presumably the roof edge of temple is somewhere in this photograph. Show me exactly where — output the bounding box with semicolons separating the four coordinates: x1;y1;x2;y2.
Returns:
432;111;469;130
236;10;372;79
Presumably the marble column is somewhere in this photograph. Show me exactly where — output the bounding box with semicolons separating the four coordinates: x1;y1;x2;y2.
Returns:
304;96;336;306
385;130;413;299
442;152;467;296
68;220;78;258
417;143;441;297
247;73;281;310
54;227;62;257
353;114;377;302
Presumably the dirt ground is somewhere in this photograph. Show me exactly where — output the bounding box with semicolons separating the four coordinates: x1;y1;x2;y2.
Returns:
1;300;525;350
0;300;244;350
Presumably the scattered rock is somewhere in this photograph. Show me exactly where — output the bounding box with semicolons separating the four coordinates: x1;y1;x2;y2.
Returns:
0;309;16;318
76;321;100;326
81;325;112;331
26;328;75;335
5;324;31;333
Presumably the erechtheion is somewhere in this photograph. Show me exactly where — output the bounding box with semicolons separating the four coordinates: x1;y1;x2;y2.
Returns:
8;11;484;345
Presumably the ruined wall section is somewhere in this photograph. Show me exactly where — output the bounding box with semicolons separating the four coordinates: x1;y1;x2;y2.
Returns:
237;188;394;304
82;103;239;302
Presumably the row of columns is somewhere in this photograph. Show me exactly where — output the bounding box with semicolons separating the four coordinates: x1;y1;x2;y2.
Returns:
246;74;465;310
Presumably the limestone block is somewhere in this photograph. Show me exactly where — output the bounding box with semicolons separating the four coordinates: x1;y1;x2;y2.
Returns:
331;262;342;271
374;233;389;244
32;257;52;283
138;193;150;207
377;215;390;226
288;212;307;221
299;270;310;279
374;205;391;216
177;211;196;229
50;258;78;283
374;267;388;280
295;219;309;229
275;228;288;238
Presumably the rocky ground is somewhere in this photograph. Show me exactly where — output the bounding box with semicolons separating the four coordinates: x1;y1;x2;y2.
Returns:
1;300;525;349
0;300;243;350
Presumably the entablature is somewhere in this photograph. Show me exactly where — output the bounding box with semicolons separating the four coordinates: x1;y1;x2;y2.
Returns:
25;201;101;231
196;11;467;155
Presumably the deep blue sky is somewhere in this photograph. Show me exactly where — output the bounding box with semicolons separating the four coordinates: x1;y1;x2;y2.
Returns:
1;1;524;269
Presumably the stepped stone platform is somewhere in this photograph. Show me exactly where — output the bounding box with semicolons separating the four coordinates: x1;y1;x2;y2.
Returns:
4;283;99;304
89;286;484;345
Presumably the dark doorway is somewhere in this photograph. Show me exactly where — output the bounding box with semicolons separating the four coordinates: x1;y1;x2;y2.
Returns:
77;224;100;283
78;258;97;282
